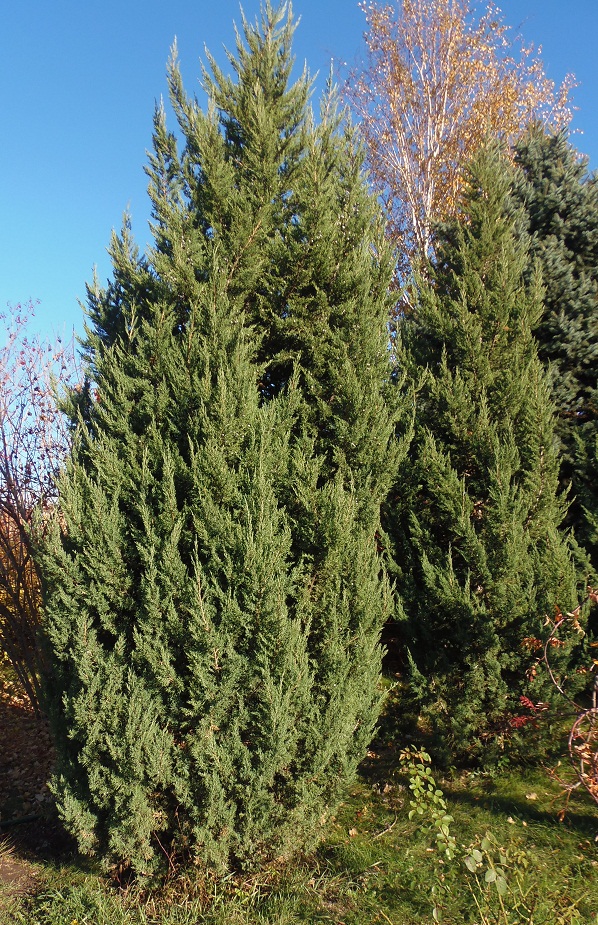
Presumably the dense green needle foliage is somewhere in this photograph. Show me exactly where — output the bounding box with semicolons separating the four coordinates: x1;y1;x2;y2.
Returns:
390;146;586;764
513;128;598;568
39;3;404;876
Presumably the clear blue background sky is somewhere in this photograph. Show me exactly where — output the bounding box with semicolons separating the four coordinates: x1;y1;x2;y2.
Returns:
1;1;596;342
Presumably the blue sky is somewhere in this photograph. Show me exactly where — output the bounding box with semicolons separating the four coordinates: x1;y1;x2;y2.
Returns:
1;0;596;343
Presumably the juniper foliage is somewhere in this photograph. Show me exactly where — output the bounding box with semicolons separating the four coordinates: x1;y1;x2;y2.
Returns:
40;3;404;875
391;146;585;764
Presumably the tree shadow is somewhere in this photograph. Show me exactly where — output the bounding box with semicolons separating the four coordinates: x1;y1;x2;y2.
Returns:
446;778;598;836
0;675;74;864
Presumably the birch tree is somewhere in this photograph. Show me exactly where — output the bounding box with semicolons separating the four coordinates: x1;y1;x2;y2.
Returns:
347;0;575;284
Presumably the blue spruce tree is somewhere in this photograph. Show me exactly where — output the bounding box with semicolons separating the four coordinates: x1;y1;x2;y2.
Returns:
513;127;598;568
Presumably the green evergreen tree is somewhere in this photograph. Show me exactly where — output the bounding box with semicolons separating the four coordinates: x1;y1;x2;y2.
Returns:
513;127;598;567
390;145;585;764
580;434;598;556
39;4;403;875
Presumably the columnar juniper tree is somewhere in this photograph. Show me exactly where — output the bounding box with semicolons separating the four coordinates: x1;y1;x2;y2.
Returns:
391;146;584;764
40;4;403;874
513;128;598;567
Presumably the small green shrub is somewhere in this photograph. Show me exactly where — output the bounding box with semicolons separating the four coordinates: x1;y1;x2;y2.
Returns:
399;746;456;859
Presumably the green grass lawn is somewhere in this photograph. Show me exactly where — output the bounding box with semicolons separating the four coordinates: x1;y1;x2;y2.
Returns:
1;661;597;924
2;738;597;925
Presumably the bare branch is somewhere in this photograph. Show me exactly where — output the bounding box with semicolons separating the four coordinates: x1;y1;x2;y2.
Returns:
542;587;598;811
0;301;78;709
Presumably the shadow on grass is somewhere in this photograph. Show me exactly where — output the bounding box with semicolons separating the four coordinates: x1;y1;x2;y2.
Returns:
447;779;598;835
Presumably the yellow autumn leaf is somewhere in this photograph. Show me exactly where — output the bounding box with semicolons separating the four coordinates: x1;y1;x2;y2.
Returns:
347;0;575;288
